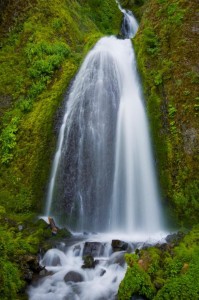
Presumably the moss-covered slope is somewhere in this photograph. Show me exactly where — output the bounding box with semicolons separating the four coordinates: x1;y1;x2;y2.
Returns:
0;0;122;216
119;226;199;300
0;1;122;299
123;0;199;226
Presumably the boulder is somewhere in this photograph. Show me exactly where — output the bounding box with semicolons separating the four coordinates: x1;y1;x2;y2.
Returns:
165;231;185;246
111;240;128;252
64;271;84;283
73;245;81;256
109;251;125;266
24;255;42;273
99;269;106;277
83;242;104;257
131;295;148;300
82;255;95;269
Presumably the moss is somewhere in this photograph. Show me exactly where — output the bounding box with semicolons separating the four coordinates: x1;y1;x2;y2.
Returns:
0;1;122;299
0;0;122;215
119;226;199;299
133;0;199;226
118;254;156;300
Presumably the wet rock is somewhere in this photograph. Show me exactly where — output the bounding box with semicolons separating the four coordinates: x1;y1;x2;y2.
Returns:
99;269;106;277
22;254;43;283
165;231;185;246
73;245;81;256
64;271;84;283
83;242;104;257
24;269;34;282
56;227;71;238
82;255;95;269
155;243;171;252
142;242;153;250
111;240;128;252
24;255;42;273
131;295;148;300
39;268;53;277
94;259;100;266
109;251;125;266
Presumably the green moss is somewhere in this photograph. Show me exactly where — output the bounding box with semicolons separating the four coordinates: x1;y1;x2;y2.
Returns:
0;0;122;215
133;0;199;226
118;254;156;300
119;227;199;299
0;1;122;298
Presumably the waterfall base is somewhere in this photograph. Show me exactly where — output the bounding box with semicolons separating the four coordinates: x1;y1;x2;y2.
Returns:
28;232;168;300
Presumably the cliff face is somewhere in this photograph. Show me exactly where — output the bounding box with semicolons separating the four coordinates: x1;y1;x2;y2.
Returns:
0;0;122;215
122;0;199;226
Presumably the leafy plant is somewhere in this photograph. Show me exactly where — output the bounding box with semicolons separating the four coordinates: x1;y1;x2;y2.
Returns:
0;117;20;164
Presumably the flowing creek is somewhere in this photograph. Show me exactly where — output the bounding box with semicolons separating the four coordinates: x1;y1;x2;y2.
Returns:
28;2;167;299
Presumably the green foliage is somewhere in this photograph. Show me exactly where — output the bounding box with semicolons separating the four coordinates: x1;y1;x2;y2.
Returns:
173;181;199;224
167;3;185;25
0;116;20;164
168;104;177;118
0;0;122;217
143;27;159;55
118;258;155;299
155;250;199;299
0;224;32;299
0;259;23;300
134;0;199;226
119;228;199;300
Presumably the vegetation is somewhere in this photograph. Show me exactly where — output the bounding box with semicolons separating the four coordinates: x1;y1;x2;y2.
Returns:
123;0;199;227
118;1;199;299
0;0;121;298
0;0;198;299
119;226;199;300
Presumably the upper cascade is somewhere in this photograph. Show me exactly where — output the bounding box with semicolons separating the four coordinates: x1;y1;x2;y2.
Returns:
116;0;138;38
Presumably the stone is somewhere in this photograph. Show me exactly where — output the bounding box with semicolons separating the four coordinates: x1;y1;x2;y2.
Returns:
109;251;125;266
82;255;95;269
73;245;81;256
24;255;42;272
131;295;148;300
111;240;128;252
83;242;104;257
165;231;185;246
99;269;106;277
64;271;84;283
24;269;33;282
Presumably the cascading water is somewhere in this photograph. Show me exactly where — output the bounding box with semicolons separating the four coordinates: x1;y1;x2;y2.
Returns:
30;2;167;299
45;4;164;234
45;42;121;231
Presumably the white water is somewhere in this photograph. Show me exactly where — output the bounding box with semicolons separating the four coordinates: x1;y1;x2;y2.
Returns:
110;41;163;233
35;3;167;300
45;17;164;233
28;232;167;300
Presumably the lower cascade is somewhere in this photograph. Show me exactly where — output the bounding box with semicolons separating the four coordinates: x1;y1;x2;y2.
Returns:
30;3;167;300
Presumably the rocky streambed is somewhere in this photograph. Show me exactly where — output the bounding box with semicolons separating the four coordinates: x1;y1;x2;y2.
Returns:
26;226;184;300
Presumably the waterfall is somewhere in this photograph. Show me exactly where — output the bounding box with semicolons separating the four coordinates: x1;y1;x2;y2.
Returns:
31;3;167;300
45;3;164;234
